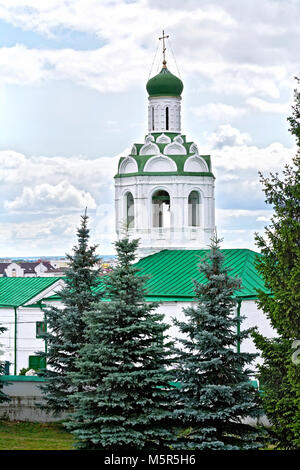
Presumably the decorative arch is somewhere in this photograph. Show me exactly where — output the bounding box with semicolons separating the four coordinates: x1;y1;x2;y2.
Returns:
130;144;137;155
173;135;184;144
189;143;199;154
140;142;160;156
156;133;171;144
145;134;155;143
164;142;186;155
119;157;138;174
144;155;177;173
184;155;209;173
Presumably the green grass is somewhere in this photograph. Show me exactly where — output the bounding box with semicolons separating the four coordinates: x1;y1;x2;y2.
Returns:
0;420;74;450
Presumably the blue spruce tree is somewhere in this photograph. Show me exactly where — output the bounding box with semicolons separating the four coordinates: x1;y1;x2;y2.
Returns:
39;210;102;413
172;236;264;450
66;237;176;450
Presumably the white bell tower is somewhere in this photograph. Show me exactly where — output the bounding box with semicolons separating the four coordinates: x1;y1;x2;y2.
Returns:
115;33;215;257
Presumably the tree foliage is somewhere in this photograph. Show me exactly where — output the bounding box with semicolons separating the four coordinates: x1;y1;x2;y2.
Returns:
39;210;102;413
0;324;10;403
252;77;300;449
172;236;264;450
66;237;176;450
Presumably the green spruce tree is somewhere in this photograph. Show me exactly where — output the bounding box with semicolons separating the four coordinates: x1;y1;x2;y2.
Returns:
172;236;264;450
39;210;102;413
66;237;176;450
252;78;300;449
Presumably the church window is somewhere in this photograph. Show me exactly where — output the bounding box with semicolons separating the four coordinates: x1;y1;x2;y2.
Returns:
152;107;155;131
152;190;170;228
165;107;169;130
126;192;135;229
36;321;46;338
188;191;200;227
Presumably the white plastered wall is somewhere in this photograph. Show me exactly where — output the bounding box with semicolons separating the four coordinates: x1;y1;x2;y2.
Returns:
115;174;215;256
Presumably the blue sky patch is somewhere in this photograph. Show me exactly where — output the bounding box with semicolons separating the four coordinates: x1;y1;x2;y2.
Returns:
0;20;106;50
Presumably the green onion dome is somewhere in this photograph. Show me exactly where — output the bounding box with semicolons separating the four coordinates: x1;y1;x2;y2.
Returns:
146;67;183;97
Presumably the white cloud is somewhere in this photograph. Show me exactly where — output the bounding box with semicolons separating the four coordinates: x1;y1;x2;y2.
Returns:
4;181;97;212
0;45;45;85
207;124;251;149
0;149;121;197
256;215;272;222
215;208;274;250
191;103;246;122
217;209;273;220
0;0;298;97
0;148;129;255
246;96;291;113
0;214;78;242
211;141;295;172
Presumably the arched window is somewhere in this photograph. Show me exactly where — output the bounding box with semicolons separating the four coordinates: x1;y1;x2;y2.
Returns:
165;107;169;130
188;191;200;227
152;190;170;228
152;107;155;131
11;268;16;277
126;192;134;229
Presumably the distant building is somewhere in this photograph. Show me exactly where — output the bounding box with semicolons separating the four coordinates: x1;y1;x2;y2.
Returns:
0;261;66;278
47;258;69;270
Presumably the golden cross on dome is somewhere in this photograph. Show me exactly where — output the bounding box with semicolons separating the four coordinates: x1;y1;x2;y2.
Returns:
159;30;169;68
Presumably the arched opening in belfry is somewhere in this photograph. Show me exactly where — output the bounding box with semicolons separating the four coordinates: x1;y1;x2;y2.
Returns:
152;190;170;228
165;106;169;130
126;192;135;229
188;190;200;227
152;107;155;131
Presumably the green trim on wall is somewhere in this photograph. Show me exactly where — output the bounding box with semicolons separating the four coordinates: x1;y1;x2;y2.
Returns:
0;375;45;382
14;306;17;375
236;298;242;354
115;171;214;179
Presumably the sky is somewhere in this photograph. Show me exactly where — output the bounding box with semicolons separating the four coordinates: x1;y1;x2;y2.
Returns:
0;0;298;257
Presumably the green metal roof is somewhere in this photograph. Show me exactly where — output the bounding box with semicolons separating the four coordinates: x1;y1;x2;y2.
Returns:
134;249;268;300
0;250;268;308
0;277;62;307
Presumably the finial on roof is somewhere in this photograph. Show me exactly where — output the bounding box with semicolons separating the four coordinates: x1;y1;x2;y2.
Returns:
159;30;169;68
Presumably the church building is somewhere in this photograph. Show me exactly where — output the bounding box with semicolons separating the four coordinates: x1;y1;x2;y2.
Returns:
0;36;274;378
115;39;215;257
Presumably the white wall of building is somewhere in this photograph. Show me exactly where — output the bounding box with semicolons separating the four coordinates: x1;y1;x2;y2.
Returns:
239;299;276;368
115;174;215;256
0;306;45;374
0;296;274;376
